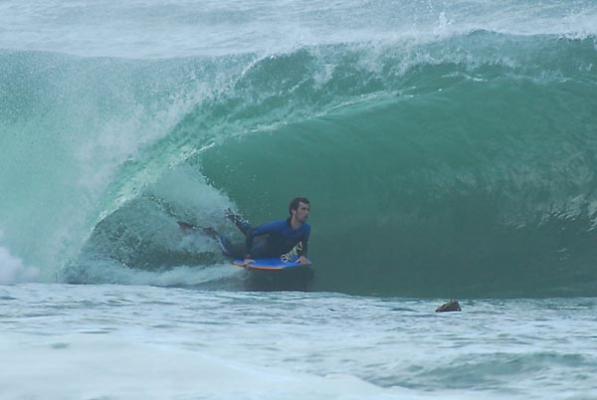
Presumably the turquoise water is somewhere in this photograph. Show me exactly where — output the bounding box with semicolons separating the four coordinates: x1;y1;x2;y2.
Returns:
1;1;597;296
1;1;597;398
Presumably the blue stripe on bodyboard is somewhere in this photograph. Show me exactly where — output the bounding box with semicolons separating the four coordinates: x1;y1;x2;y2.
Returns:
233;258;304;271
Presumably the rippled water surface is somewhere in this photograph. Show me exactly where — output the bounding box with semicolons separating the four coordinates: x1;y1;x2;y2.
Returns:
1;284;596;399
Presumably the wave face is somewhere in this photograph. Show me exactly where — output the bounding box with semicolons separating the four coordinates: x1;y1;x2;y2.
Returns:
1;1;597;296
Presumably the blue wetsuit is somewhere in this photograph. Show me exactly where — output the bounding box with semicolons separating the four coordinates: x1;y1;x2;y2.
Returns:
219;218;310;260
246;219;310;259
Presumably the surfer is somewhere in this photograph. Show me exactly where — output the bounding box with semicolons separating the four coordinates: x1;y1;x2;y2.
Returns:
229;197;311;265
193;197;312;265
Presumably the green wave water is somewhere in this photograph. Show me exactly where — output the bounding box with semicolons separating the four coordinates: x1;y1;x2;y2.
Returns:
2;30;597;296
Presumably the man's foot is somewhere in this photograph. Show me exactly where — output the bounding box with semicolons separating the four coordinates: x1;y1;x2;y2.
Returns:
178;221;197;233
178;221;219;240
225;208;249;229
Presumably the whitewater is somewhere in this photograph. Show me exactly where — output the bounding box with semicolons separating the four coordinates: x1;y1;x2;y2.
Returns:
1;0;597;398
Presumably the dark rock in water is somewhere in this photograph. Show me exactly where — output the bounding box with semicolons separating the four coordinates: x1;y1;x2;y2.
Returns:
435;299;461;312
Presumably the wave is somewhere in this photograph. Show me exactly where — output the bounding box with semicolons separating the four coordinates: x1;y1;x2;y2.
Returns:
2;30;597;296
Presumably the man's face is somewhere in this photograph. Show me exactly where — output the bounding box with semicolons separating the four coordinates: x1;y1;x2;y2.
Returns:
293;202;310;223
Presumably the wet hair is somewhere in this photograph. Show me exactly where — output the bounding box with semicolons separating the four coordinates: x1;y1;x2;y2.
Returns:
289;197;310;215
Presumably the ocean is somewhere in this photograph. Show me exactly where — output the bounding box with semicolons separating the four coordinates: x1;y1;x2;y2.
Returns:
1;0;597;398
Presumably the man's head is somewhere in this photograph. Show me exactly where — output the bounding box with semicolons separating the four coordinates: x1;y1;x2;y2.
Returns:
289;197;310;224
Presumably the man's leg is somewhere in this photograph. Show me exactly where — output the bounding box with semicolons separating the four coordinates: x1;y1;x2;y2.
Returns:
178;220;247;258
246;237;270;259
225;208;252;237
201;227;245;259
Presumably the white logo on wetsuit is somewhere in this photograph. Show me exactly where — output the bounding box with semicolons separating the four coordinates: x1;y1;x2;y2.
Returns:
280;241;303;263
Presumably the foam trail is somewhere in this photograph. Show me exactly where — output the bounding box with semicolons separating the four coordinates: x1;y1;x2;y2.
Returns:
0;232;39;284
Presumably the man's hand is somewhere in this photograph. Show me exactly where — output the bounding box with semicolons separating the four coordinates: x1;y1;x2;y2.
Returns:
297;256;311;265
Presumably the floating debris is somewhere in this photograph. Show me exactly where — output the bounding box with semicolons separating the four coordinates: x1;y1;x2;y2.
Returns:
436;299;461;312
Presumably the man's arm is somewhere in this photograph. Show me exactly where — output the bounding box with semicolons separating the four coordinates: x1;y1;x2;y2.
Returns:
297;226;311;264
301;240;308;257
297;241;310;265
302;225;311;255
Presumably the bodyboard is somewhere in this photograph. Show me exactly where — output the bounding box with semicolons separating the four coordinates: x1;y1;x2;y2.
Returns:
233;258;309;271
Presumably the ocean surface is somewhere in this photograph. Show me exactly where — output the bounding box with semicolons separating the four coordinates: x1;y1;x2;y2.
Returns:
2;284;597;400
1;0;597;398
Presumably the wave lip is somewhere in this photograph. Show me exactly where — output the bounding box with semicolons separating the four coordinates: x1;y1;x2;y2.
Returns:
1;0;596;58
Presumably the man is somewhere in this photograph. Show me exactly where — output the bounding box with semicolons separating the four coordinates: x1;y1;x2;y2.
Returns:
180;197;312;264
226;197;311;265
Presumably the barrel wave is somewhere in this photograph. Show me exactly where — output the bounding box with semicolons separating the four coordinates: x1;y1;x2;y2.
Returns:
1;28;596;296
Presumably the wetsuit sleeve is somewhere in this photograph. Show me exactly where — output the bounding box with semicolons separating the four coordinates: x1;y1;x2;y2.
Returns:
301;226;311;256
245;221;283;257
301;240;309;256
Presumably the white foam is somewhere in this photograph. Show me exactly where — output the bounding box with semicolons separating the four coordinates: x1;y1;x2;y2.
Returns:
0;333;418;400
0;242;39;284
0;0;595;58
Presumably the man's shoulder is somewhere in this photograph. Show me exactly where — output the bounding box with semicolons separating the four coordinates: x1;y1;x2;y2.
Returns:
261;220;288;230
266;220;310;233
302;223;311;234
